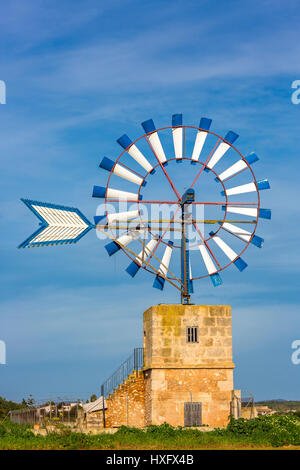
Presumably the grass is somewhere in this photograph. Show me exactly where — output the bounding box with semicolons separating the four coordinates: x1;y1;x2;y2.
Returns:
0;415;300;450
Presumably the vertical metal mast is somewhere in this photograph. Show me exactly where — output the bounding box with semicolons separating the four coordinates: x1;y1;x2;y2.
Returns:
180;188;195;304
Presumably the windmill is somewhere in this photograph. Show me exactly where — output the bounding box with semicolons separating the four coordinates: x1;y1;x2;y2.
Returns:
19;114;271;304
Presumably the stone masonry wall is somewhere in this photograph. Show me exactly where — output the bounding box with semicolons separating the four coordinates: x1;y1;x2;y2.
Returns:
143;305;234;427
105;370;145;428
85;410;103;429
144;367;233;427
144;305;233;368
84;305;235;429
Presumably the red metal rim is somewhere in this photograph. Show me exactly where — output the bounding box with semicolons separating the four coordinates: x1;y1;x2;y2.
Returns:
102;125;260;281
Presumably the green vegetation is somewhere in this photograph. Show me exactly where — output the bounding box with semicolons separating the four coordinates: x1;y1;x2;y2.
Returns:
0;415;300;449
0;396;28;421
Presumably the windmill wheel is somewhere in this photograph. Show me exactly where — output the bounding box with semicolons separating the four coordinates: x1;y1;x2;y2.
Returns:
92;114;271;304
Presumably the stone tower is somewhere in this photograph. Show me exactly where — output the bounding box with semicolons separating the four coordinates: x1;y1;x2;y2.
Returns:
143;304;234;427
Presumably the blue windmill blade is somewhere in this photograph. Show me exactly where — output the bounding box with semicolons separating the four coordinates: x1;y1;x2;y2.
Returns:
198;244;223;287
172;113;183;163
209;231;248;272
215;152;259;182
204;129;239;172
220;179;270;197
99;157;147;187
126;237;159;278
188;259;194;294
153;241;174;291
221;205;271;220
191;117;212;164
141;118;168;166
117;134;155;174
18;199;94;248
220;222;264;248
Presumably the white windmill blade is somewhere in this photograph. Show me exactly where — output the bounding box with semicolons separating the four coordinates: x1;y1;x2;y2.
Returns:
205;130;239;171
221;205;271;219
99;157;146;187
117;134;155;174
153;241;174;290
191;117;212;163
18;199;93;248
216;152;259;181
105;226;146;256
198;244;222;287
188;258;194;293
94;209;139;226
141;119;167;165
172;114;183;161
221;222;264;248
221;179;270;197
135;238;158;265
126;237;159;277
92;186;142;202
222;205;257;217
209;231;247;271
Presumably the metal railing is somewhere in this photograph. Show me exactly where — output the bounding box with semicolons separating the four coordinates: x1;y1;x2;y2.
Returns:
101;347;143;398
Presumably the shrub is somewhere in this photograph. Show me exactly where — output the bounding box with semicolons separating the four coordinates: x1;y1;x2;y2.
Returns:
146;423;177;437
0;424;6;437
225;414;300;447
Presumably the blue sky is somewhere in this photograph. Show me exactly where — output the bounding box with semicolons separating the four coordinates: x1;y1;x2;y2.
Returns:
0;0;300;403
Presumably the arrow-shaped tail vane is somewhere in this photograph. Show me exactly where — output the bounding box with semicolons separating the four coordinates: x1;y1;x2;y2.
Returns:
18;199;93;248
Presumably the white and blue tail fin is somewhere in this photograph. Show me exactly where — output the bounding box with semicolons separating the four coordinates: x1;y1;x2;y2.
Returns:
18;199;93;248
